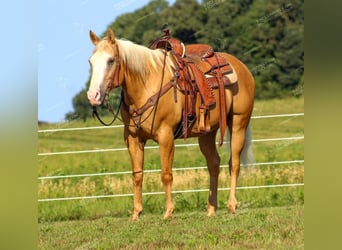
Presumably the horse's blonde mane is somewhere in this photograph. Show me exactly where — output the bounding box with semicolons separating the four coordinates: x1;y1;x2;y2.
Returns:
116;39;166;79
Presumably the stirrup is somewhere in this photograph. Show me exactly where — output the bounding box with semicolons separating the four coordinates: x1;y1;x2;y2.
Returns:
198;106;211;133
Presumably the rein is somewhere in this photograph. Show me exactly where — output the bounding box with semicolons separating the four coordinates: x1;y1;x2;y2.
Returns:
150;46;168;132
92;91;123;126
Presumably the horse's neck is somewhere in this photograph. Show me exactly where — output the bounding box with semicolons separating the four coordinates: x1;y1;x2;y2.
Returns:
119;41;172;107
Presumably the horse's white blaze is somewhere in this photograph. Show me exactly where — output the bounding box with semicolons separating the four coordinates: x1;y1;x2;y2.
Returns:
87;50;112;106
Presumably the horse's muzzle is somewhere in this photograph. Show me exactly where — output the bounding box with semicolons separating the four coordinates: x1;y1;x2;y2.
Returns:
87;89;102;106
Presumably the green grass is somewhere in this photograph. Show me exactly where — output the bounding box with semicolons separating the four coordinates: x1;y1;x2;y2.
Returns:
39;205;304;249
38;96;304;249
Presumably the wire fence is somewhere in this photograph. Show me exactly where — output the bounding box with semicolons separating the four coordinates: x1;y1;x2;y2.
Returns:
38;113;304;202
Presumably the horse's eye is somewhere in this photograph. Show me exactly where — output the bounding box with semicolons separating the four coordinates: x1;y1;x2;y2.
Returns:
107;58;115;67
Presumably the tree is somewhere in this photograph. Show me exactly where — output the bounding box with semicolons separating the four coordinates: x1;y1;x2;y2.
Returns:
108;0;169;45
159;0;203;43
65;88;91;122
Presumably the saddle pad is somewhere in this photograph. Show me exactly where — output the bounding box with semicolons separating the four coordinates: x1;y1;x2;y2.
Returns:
206;63;238;87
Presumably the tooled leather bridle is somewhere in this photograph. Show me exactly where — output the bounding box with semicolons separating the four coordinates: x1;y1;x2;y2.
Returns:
92;42;122;126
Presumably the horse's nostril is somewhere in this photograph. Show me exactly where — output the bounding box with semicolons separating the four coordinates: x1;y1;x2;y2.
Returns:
87;89;99;99
94;90;101;101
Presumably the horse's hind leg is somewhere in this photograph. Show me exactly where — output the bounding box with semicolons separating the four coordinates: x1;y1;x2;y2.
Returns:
228;114;249;214
199;130;220;216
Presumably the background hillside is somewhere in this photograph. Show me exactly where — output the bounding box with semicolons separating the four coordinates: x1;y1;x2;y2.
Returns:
66;0;304;121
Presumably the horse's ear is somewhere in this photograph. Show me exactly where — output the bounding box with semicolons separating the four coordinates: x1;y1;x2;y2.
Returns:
89;30;100;45
107;28;116;44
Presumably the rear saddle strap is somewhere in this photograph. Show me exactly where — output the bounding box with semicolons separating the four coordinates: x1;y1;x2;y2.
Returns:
212;54;227;145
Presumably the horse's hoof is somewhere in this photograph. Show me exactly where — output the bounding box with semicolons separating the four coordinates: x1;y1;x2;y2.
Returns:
131;210;142;221
227;202;237;214
131;214;140;221
227;197;238;214
163;214;172;220
227;205;236;214
206;211;216;217
163;208;174;219
227;202;239;214
163;212;173;219
207;204;216;217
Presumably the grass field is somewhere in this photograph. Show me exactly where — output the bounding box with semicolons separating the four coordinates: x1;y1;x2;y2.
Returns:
39;206;304;249
38;96;304;249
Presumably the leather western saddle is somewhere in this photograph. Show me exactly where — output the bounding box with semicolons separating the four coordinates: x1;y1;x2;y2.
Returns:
150;29;236;145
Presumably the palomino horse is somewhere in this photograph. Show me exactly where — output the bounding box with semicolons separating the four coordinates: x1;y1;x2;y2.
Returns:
87;29;254;220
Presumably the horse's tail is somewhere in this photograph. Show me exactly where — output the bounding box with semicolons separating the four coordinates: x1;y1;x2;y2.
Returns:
240;123;254;166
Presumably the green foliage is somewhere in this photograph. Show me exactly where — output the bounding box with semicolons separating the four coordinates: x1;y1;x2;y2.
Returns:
67;0;304;120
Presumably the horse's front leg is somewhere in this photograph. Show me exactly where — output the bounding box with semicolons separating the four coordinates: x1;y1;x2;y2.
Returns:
158;130;175;219
125;132;145;221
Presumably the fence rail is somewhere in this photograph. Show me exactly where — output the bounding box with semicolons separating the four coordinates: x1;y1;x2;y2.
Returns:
38;160;304;180
38;183;304;202
37;136;304;156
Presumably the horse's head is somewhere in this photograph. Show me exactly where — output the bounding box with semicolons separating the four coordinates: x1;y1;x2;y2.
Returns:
87;29;122;106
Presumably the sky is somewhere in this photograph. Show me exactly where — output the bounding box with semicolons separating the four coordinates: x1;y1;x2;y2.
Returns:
38;0;175;123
